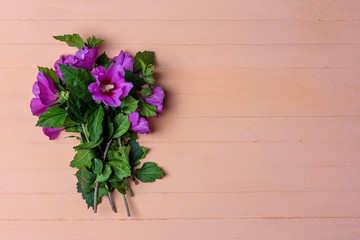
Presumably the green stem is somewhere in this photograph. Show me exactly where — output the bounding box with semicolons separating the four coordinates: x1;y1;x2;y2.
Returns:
104;182;117;212
94;182;99;213
81;124;116;213
122;194;131;217
126;177;133;197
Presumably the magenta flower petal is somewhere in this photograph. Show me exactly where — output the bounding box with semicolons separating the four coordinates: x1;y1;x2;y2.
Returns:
128;112;150;134
36;72;58;106
54;47;98;80
32;81;40;98
113;51;133;71
143;86;165;113
75;46;99;71
42;127;64;140
89;63;133;107
30;98;48;116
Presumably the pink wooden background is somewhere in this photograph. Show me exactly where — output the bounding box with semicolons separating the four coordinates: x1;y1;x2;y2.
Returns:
1;0;360;239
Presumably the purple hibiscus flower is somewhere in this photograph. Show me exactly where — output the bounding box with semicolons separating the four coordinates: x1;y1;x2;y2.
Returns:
54;46;99;80
128;111;149;134
88;63;133;107
112;51;133;71
30;71;59;116
30;71;64;140
143;86;165;113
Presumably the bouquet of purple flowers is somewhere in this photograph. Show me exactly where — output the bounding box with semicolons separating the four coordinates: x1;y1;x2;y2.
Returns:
30;34;164;215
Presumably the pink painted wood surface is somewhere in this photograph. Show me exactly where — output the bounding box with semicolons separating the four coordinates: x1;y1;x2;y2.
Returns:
0;0;360;239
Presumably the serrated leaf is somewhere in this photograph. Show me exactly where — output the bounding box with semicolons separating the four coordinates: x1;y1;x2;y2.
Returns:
86;106;104;142
95;52;109;66
38;66;60;84
110;180;128;194
77;182;108;209
67;92;88;123
75;167;96;192
95;164;112;183
74;137;103;150
135;162;163;183
36;106;67;128
112;113;130;138
59;64;93;100
70;150;94;169
108;145;131;163
53;34;85;49
124;70;146;93
102;113;114;141
108;161;131;181
92;158;103;174
120;96;138;114
87;36;104;48
133;51;155;73
65;125;83;133
128;139;148;167
138;97;157;117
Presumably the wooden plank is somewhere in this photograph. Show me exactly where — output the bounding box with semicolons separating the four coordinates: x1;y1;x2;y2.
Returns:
3;117;360;144
2;20;360;44
3;68;360;118
1;0;360;20
0;44;359;69
1;165;359;193
0;218;359;240
1;142;360;170
1;192;360;219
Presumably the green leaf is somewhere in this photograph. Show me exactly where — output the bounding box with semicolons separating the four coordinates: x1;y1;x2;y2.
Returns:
108;161;131;181
67;92;88;123
140;88;152;97
96;52;109;67
135;162;163;183
92;158;103;174
124;70;146;93
112;113;130;138
102;113;114;141
70;150;94;169
138;97;157;117
86;106;104;142
65;125;83;133
77;182;108;209
53;34;85;49
63;117;77;128
95;164;112;183
87;36;104;48
36;106;67;128
59;64;93;100
110;180;128;194
75;167;96;192
108;145;131;163
74;137;103;150
120;96;138;114
128;139;148;167
38;66;60;84
133;51;155;73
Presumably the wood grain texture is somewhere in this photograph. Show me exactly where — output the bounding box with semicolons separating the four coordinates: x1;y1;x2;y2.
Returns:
0;0;359;239
1;0;360;20
1;44;360;69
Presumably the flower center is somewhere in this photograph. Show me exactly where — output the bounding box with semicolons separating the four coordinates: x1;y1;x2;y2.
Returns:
100;79;115;94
